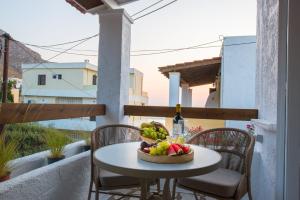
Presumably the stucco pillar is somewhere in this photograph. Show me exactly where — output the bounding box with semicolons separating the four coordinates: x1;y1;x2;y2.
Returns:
169;72;180;106
96;9;133;125
188;88;193;107
181;83;192;107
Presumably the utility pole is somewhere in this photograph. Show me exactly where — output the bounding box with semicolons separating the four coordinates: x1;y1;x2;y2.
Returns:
2;33;10;103
0;33;10;135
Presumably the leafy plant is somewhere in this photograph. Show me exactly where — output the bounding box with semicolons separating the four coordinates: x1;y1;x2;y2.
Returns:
4;123;75;158
188;125;204;136
246;124;255;135
0;134;18;178
0;80;15;103
45;130;71;158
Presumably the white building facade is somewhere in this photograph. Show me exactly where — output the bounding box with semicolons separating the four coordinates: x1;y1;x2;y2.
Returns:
21;61;148;130
220;36;256;129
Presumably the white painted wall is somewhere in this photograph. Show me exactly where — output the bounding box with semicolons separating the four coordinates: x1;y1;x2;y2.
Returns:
220;36;256;129
250;0;279;199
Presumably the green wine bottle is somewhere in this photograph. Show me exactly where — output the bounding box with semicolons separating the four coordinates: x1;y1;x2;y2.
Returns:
173;104;184;136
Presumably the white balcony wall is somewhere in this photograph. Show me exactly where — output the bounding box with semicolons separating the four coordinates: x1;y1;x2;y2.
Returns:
220;36;256;129
0;142;90;200
250;0;279;199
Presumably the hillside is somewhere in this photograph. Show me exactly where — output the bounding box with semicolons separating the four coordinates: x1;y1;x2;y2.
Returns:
0;29;45;78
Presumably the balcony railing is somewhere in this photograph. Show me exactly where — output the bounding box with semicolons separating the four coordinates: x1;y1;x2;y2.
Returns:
0;103;258;124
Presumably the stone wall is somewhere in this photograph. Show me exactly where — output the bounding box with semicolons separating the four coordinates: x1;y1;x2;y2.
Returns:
10;141;85;178
0;152;90;200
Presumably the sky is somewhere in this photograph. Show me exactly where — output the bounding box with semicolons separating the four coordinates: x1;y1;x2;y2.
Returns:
0;0;257;106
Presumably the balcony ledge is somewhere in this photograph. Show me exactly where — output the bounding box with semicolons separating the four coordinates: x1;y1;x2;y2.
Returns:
251;119;277;132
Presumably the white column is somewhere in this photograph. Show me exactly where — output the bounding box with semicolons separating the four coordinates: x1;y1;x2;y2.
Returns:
181;84;193;107
96;9;133;125
188;88;193;107
169;72;180;106
181;83;189;107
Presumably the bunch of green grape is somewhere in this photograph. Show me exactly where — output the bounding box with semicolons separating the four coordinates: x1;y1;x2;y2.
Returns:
142;127;158;140
149;141;170;156
157;127;168;139
141;123;168;140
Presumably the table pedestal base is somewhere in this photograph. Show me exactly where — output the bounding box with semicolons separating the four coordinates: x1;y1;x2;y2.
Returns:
140;178;172;200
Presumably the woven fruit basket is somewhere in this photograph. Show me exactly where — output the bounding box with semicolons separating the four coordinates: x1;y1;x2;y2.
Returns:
140;135;156;144
137;149;194;164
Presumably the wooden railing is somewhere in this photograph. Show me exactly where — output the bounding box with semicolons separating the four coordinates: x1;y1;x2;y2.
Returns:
0;103;258;124
124;105;258;121
0;103;106;124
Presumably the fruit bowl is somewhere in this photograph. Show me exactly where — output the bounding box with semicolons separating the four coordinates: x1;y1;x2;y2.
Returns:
137;149;194;164
138;140;194;164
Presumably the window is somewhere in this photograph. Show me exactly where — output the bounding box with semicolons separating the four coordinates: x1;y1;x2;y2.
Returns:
55;97;83;104
52;74;57;79
58;74;62;80
90;116;96;121
92;75;97;85
38;75;46;85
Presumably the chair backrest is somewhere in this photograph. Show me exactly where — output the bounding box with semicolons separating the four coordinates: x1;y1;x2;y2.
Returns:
187;128;255;175
90;124;141;185
91;124;141;154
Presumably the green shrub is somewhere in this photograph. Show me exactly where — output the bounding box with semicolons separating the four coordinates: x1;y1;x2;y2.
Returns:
45;130;71;158
4;123;76;158
0;134;18;178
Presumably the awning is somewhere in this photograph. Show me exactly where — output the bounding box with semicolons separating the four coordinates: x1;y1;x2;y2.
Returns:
159;57;221;87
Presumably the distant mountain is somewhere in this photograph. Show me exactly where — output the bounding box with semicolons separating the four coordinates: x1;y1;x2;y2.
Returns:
0;29;46;78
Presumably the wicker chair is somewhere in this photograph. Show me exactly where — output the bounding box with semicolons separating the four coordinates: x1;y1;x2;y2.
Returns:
88;124;159;200
172;128;255;200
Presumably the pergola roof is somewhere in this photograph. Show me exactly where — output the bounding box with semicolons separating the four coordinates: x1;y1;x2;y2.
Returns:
66;0;138;13
159;57;221;87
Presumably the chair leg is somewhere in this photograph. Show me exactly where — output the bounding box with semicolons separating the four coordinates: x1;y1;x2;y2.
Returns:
248;190;253;200
247;181;253;200
95;182;99;200
172;178;177;200
193;192;199;200
87;179;93;200
157;178;161;193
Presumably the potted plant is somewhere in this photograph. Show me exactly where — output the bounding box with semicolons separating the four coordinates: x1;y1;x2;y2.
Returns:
45;130;70;164
0;134;17;182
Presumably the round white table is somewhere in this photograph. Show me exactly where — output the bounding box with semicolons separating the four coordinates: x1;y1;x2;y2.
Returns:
94;142;221;200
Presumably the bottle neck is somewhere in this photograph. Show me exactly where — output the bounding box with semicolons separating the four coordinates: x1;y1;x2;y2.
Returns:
175;111;181;115
175;107;181;113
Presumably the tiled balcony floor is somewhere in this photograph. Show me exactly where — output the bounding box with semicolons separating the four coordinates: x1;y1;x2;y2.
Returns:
90;180;214;200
